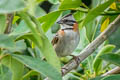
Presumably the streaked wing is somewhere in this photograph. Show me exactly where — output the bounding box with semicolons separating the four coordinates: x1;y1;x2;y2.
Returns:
51;34;59;45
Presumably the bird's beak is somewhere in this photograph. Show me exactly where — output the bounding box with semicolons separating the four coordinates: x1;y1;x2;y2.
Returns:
57;20;63;24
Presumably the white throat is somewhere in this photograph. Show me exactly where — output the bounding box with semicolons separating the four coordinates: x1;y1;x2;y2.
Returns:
60;24;73;30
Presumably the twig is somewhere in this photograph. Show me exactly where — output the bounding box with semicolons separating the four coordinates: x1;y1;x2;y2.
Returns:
61;15;120;76
102;67;120;76
4;13;14;34
60;8;120;16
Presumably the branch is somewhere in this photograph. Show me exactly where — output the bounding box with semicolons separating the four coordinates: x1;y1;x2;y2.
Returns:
102;67;120;76
4;13;14;34
61;15;120;76
62;8;120;15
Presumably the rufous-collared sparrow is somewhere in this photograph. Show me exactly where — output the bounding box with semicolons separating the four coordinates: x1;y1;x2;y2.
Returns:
52;14;80;57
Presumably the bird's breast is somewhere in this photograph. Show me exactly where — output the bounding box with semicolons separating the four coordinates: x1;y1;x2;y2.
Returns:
56;30;80;57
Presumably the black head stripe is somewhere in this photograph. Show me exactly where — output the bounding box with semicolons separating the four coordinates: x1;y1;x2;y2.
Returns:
65;20;76;26
67;20;76;23
63;19;76;23
62;28;73;30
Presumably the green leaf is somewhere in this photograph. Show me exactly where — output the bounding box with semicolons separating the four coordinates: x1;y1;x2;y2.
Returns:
10;21;30;35
90;74;120;80
22;70;39;80
0;65;12;80
35;0;44;3
76;27;89;51
48;0;59;4
27;0;45;16
50;4;60;12
0;0;25;13
35;6;46;17
92;0;102;8
73;11;85;22
1;55;24;80
27;0;36;16
108;26;120;49
74;11;89;38
38;11;62;32
85;20;98;42
16;33;61;72
0;34;15;49
40;36;61;69
82;0;115;26
12;54;62;80
93;45;115;75
0;14;6;34
73;10;86;30
102;74;120;80
46;28;56;41
19;13;61;72
19;12;43;48
100;54;120;66
59;0;82;10
90;76;104;80
11;40;27;53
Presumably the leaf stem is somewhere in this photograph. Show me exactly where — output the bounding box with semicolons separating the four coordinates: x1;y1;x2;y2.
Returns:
27;13;45;36
60;8;120;15
17;12;43;47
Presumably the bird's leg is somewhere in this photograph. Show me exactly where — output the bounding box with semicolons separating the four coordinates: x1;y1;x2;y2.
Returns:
70;55;80;68
61;55;81;75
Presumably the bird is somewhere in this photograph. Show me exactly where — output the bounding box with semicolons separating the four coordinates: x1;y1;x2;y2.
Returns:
51;14;80;57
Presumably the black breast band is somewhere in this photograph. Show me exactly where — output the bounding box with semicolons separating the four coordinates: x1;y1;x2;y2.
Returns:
61;28;73;30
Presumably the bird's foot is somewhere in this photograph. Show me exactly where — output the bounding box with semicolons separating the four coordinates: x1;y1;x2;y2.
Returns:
70;55;80;68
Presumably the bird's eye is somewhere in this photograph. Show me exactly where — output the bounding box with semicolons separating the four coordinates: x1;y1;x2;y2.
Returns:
64;20;68;22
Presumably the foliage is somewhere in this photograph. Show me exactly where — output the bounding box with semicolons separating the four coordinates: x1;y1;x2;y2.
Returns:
0;0;120;80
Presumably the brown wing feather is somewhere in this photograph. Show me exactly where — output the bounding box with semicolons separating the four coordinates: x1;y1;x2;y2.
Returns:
51;29;65;45
51;34;59;45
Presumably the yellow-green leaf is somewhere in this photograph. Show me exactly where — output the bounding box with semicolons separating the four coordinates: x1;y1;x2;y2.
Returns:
12;16;20;24
110;2;117;10
100;17;110;32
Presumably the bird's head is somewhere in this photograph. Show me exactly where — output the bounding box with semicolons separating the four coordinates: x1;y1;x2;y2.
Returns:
57;14;77;29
